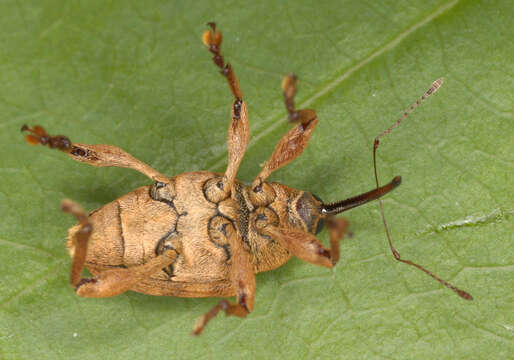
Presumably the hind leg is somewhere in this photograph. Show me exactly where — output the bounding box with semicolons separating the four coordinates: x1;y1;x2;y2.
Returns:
62;199;177;297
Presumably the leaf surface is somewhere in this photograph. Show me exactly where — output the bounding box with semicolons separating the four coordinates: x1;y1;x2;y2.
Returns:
1;1;512;359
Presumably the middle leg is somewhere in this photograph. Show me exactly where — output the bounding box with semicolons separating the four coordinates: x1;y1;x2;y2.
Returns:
203;23;249;194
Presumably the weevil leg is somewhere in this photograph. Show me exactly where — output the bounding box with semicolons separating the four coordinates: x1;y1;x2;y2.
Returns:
261;219;349;267
74;251;176;298
62;199;177;297
203;23;249;193
260;225;334;268
325;217;350;265
222;97;249;193
21;125;169;183
193;299;249;336
202;22;242;101
193;230;255;335
251;74;318;191
61;199;92;287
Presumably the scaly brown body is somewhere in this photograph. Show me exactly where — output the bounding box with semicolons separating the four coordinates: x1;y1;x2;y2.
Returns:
22;23;471;336
70;171;325;298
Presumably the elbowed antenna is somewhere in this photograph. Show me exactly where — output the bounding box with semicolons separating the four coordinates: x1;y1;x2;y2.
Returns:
321;176;402;216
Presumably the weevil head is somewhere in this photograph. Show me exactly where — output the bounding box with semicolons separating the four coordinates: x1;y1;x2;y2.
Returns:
270;184;325;235
294;191;325;234
274;176;402;236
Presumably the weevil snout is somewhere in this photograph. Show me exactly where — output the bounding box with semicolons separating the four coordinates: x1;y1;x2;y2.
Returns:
321;176;401;216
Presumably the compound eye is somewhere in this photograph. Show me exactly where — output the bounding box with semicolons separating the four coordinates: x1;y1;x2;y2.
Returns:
309;193;325;234
296;192;324;234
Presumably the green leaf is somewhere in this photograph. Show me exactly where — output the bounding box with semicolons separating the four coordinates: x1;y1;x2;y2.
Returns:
1;0;512;359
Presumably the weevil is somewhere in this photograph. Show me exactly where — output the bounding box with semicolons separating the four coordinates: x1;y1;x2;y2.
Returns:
21;23;472;335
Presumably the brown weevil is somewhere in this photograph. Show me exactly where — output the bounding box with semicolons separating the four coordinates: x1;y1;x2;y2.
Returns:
21;23;472;335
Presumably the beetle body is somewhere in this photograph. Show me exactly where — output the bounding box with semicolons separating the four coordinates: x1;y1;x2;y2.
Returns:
69;171;323;297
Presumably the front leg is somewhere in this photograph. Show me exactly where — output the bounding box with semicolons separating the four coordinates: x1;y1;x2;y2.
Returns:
260;220;350;268
261;226;333;268
251;74;318;190
325;217;350;265
21;125;169;183
203;23;250;194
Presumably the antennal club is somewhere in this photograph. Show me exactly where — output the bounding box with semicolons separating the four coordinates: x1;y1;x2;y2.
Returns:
373;78;473;301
